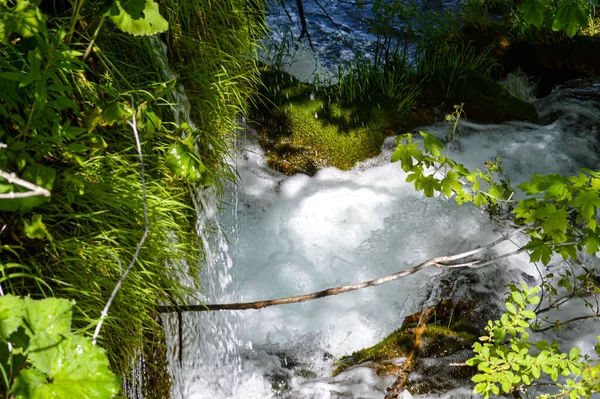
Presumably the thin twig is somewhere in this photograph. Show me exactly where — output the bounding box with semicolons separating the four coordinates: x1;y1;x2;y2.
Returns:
0;169;51;199
533;313;600;333
157;227;529;313
92;96;150;345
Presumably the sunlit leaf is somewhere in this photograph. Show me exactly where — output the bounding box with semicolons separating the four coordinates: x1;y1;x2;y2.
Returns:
108;0;168;36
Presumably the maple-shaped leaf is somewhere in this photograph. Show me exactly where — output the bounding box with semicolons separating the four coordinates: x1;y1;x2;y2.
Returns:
542;208;568;235
391;142;422;172
420;131;444;157
526;238;553;265
572;191;600;231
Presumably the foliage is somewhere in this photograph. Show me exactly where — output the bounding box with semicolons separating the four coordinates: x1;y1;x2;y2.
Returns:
415;42;496;99
466;283;600;399
391;126;600;265
391;111;600;397
0;0;265;394
517;0;594;38
0;295;120;398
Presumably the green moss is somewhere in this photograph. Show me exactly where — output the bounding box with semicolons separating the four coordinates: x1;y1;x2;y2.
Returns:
332;325;478;376
255;70;396;175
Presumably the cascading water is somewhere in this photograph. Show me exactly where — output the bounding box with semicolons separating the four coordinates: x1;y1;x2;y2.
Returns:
165;80;600;398
148;7;600;397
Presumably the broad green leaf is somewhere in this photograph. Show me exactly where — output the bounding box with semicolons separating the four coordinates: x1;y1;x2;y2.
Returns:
17;335;121;399
569;347;580;361
572;191;600;231
101;102;134;125
552;2;588;38
23;297;73;337
415;174;439;197
166;142;207;183
0;294;25;339
23;214;47;240
519;0;545;27
521;310;536;319
11;369;47;399
526;238;553;265
420;131;443;157
391;142;422;172
108;0;168;36
542;209;568;235
543;177;571;201
583;235;600;254
505;302;517;315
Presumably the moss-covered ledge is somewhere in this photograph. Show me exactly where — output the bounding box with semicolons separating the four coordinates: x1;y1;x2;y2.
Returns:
252;69;401;175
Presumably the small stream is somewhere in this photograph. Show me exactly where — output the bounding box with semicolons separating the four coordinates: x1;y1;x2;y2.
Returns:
163;81;600;398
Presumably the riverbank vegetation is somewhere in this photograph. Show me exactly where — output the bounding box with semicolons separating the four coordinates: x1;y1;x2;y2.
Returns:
1;0;600;398
0;0;264;397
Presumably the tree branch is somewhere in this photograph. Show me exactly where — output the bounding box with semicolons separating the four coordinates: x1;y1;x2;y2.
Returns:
295;0;314;50
92;96;150;345
157;226;529;313
0;169;51;199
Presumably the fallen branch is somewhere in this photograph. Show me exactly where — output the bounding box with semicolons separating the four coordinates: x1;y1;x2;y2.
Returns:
157;226;530;313
385;306;436;399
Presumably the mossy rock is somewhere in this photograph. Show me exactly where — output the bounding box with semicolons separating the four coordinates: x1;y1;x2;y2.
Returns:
254;69;397;175
332;325;477;377
450;70;539;124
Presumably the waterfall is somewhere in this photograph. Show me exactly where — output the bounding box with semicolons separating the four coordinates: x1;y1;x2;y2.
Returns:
146;30;600;399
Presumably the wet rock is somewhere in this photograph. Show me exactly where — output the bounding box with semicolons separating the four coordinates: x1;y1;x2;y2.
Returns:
332;270;507;395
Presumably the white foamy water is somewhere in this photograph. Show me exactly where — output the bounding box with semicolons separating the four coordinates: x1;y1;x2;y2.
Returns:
166;83;600;398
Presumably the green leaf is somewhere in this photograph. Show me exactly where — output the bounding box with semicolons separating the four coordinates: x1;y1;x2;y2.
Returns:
23;214;47;240
505;302;517;315
108;0;168;36
0;295;25;340
101;102;134;125
391;142;422;172
415;174;439;198
542;209;568;235
583;235;600;254
552;2;588;38
526;238;553;265
420;131;443;157
521;310;536;319
569;347;580;361
519;0;545;27
16;335;121;399
23;297;73;337
166;141;208;184
572;191;600;231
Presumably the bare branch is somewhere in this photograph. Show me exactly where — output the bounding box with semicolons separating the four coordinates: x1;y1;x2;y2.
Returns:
157;226;529;313
0;169;51;199
533;313;600;333
92;96;150;345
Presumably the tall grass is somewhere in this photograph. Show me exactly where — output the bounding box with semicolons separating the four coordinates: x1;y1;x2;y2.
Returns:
416;42;496;98
334;56;420;117
0;0;267;396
